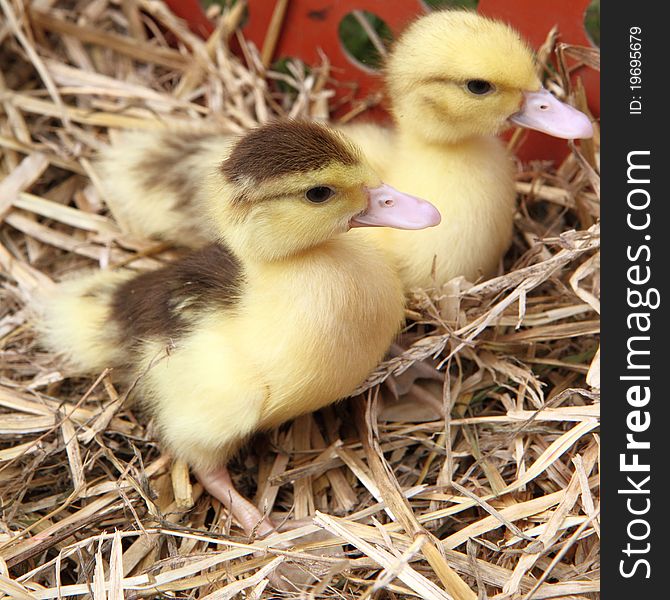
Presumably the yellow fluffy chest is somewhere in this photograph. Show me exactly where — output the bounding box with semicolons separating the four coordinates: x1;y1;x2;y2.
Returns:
240;239;404;427
360;135;516;288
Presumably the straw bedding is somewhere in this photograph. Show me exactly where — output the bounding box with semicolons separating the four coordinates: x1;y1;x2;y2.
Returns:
0;1;600;598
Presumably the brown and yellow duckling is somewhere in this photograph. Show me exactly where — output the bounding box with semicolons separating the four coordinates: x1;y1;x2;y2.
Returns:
39;120;440;536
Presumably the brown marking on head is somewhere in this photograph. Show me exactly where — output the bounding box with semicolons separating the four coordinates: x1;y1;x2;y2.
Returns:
133;131;212;209
111;243;243;345
221;121;359;185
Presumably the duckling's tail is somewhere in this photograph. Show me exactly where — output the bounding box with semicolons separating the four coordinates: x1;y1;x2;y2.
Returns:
35;270;133;374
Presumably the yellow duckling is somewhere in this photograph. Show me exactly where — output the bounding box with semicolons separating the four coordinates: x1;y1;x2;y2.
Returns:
39;121;440;535
341;9;594;288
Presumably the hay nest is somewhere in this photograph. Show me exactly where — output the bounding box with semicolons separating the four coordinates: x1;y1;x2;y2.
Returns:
0;2;600;598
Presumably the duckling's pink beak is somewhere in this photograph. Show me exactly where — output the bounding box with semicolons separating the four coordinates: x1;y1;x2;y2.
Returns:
350;184;441;230
509;87;594;139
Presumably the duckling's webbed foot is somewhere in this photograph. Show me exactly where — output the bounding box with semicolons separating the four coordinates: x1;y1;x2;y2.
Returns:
195;466;275;538
196;467;319;591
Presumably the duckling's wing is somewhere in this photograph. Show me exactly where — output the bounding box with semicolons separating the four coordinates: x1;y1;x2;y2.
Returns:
96;130;234;246
111;243;244;346
38;243;244;375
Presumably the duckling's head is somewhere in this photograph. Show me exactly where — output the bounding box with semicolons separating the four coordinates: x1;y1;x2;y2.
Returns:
386;10;593;144
210;121;440;261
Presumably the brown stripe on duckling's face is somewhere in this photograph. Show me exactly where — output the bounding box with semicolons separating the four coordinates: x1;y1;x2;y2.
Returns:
221;121;359;185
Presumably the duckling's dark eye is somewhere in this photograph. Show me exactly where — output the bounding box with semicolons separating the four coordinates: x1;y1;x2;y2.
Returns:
305;186;335;203
466;80;494;95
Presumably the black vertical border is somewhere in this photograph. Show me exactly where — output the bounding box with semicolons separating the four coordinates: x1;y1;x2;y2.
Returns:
601;3;667;596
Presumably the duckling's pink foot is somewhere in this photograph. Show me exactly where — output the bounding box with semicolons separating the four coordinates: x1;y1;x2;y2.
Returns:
196;467;313;590
197;467;342;591
195;466;275;538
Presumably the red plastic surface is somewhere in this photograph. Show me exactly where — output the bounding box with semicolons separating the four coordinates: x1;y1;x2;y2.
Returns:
241;1;424;111
165;0;214;37
163;0;600;163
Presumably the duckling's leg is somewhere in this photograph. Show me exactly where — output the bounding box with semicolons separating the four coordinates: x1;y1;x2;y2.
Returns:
199;467;345;591
197;468;307;591
195;466;275;538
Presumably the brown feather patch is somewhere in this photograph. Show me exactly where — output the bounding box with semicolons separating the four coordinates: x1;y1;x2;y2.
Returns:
111;243;243;345
133;131;213;209
221;120;359;184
